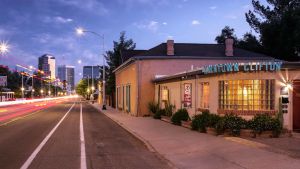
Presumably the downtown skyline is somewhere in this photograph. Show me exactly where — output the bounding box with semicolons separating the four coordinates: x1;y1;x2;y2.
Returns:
0;0;264;82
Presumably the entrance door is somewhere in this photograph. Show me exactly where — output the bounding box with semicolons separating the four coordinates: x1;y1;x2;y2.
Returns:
293;80;300;131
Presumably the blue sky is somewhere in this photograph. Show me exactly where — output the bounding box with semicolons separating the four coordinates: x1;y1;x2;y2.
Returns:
0;0;262;82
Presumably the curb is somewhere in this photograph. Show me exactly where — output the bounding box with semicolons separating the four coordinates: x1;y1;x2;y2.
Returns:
89;103;178;169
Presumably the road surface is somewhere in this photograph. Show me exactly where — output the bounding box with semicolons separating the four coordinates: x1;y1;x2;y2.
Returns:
0;99;169;169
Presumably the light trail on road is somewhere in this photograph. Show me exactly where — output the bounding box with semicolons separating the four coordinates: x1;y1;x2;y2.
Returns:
0;96;77;124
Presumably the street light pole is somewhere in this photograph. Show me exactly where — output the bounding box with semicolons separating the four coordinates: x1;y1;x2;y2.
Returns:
76;28;106;110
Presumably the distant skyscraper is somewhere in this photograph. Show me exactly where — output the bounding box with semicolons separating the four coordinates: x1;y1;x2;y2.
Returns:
83;66;100;79
38;54;56;79
57;65;75;91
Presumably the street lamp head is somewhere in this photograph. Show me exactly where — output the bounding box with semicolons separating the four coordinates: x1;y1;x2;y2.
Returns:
0;41;10;54
21;87;25;91
78;59;82;64
40;89;44;93
76;27;85;36
32;89;35;92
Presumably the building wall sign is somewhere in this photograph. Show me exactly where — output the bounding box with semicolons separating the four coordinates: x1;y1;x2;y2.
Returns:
203;61;283;74
183;83;192;107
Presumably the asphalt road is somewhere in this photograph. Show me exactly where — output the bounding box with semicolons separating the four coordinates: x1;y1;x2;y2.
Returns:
0;99;170;169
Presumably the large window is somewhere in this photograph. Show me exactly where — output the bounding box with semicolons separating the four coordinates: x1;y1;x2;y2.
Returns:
219;80;275;110
200;82;209;109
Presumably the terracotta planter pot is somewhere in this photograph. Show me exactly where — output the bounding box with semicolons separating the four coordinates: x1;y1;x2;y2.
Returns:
206;127;217;136
161;116;171;123
181;120;192;129
240;129;255;138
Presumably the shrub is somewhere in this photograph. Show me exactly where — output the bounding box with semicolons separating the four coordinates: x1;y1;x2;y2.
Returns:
153;109;165;119
191;111;210;132
207;114;221;128
215;117;225;135
148;102;159;115
249;114;282;137
171;108;189;125
222;114;245;136
164;102;175;117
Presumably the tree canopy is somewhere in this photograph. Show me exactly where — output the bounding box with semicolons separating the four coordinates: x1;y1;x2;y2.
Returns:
246;0;300;60
103;31;136;107
215;26;238;44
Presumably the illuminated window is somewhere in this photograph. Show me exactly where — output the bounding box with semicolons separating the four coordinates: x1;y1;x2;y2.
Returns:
219;80;275;110
162;87;169;101
200;82;209;109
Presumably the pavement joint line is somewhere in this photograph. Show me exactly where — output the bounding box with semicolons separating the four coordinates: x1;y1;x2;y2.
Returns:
20;102;76;169
89;103;179;169
80;103;87;169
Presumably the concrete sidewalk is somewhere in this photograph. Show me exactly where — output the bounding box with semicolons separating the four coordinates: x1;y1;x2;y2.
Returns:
91;104;300;169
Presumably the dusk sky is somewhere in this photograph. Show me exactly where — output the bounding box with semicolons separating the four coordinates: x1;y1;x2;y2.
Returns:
0;0;264;82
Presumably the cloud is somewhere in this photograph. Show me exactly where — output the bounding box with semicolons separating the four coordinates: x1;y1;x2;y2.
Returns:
134;20;159;32
54;16;73;23
162;22;167;25
209;6;217;10
191;20;200;25
43;16;73;24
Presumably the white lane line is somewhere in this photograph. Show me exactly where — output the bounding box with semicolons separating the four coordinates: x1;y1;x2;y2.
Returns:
20;103;76;169
80;103;87;169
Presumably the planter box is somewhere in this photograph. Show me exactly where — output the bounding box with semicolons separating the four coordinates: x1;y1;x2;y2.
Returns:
257;130;273;138
240;129;255;138
161;116;171;123
206;127;217;136
181;120;192;129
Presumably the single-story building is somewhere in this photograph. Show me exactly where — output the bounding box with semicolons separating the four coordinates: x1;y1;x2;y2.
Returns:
153;62;300;131
114;39;285;117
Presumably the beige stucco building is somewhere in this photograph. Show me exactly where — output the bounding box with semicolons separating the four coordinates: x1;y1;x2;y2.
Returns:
114;39;285;117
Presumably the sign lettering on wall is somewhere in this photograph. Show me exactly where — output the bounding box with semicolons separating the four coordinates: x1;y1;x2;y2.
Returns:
0;76;7;87
203;61;283;74
183;83;192;107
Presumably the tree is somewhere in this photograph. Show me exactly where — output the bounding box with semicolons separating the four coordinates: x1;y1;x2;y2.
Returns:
76;79;88;97
245;0;300;61
237;32;263;53
215;26;238;44
103;31;136;107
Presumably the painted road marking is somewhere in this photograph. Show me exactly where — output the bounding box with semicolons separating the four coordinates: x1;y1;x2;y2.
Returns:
80;103;87;169
20;103;75;169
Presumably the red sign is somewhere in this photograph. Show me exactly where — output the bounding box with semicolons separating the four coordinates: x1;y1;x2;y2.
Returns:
183;83;192;107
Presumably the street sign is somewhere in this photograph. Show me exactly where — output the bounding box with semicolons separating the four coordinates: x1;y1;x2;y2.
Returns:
0;76;7;87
